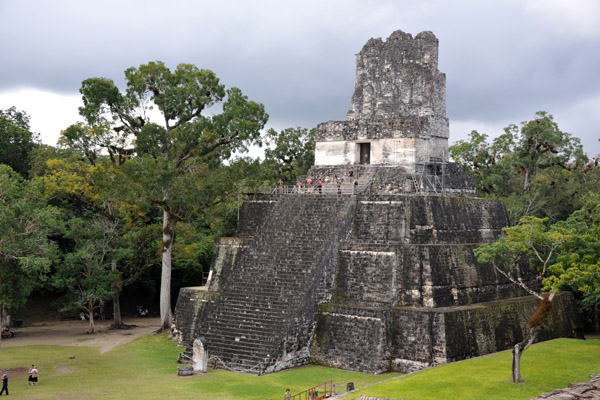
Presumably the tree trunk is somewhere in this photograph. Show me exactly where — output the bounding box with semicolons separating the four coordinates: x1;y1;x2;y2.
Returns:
111;259;123;329
512;327;538;383
523;168;530;192
595;305;599;335
160;208;175;331
512;342;525;383
511;294;554;383
88;298;96;334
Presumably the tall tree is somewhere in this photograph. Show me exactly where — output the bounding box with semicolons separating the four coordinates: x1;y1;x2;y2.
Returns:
514;113;586;192
54;217;120;334
76;61;268;330
450;112;590;224
0;107;40;177
42;151;158;328
474;216;571;383
263;127;315;183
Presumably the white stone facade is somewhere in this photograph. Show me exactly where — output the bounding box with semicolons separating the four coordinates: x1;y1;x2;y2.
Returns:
315;137;448;166
314;30;449;167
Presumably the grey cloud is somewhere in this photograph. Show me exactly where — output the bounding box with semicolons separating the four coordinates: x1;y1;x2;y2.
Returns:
1;0;599;154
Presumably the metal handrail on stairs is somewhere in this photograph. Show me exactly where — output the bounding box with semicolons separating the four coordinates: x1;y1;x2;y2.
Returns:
289;381;334;400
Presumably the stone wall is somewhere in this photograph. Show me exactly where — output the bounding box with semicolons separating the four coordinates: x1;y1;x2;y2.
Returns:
173;236;249;348
308;191;581;373
312;292;581;373
313;304;390;373
335;242;535;309
350;194;509;246
315;118;448;165
173;287;218;350
315;116;449;142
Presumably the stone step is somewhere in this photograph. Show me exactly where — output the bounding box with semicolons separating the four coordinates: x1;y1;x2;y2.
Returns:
207;304;290;316
205;341;279;361
205;315;287;330
208;308;294;322
209;303;291;316
228;257;320;266
192;194;355;373
218;269;314;280
209;348;271;365
209;356;271;373
211;306;289;318
214;296;300;310
205;326;283;340
220;296;291;306
206;327;281;342
205;331;280;346
224;275;315;287
212;310;291;323
223;273;313;283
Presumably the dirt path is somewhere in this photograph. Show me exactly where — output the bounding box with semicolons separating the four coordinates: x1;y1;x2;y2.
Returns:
1;317;160;354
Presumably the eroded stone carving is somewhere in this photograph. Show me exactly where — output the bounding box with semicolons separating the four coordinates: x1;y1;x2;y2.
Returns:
347;30;444;120
315;30;449;166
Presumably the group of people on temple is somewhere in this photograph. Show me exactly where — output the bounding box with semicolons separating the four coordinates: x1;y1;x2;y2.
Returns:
285;170;357;194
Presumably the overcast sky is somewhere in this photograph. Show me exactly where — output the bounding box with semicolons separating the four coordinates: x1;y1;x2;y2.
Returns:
1;0;599;156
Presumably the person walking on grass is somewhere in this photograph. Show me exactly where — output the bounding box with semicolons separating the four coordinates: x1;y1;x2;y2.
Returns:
28;365;38;386
0;371;8;396
284;388;291;400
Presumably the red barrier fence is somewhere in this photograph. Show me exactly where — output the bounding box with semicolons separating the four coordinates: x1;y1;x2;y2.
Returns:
290;381;334;400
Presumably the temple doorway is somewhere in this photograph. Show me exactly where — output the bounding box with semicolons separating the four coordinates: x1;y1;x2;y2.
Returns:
359;142;371;164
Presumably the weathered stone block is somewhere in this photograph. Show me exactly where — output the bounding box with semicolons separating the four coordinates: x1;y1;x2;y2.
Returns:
312;292;581;373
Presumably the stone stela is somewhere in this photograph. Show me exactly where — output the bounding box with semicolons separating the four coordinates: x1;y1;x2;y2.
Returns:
172;29;581;375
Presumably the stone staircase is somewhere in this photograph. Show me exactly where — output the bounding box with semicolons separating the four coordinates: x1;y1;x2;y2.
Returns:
194;194;355;373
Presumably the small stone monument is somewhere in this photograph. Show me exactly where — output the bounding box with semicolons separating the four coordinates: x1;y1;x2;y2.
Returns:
193;337;208;374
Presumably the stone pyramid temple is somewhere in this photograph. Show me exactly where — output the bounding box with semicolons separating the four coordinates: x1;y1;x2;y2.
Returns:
173;30;581;375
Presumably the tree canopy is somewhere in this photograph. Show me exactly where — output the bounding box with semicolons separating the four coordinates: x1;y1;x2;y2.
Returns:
450;111;596;224
0;165;62;316
0;107;40;177
263;127;315;183
69;61;269;329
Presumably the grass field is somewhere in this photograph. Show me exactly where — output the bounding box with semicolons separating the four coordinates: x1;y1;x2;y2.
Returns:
343;338;600;400
0;334;598;400
0;333;397;399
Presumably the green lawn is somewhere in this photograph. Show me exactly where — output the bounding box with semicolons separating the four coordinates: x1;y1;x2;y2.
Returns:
0;333;396;399
343;338;600;400
0;335;598;400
